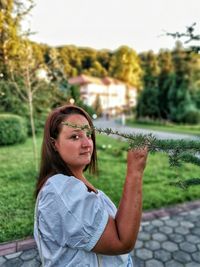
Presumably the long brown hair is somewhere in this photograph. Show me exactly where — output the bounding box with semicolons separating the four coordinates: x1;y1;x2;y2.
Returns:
35;105;97;197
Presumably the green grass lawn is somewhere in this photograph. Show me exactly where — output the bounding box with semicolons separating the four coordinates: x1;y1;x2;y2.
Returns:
126;119;200;136
0;134;200;243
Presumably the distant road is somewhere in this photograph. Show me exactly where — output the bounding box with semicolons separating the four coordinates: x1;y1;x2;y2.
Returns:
93;118;200;141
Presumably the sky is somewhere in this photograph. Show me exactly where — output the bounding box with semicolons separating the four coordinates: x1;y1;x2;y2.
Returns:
23;0;200;53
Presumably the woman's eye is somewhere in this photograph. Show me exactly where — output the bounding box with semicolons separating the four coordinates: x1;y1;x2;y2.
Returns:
86;132;92;138
71;135;79;140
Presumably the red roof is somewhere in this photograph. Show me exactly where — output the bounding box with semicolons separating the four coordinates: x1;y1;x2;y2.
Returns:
68;75;122;86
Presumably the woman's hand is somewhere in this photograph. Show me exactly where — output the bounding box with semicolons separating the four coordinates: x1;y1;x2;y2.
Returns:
126;147;148;177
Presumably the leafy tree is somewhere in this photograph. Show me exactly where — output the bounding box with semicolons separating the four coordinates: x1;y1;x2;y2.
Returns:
96;49;111;72
0;0;34;77
58;45;81;76
109;46;142;88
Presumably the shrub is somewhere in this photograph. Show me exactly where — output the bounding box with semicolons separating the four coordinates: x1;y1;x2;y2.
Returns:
0;114;28;145
182;109;200;125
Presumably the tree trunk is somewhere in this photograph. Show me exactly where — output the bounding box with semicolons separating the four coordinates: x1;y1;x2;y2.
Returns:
26;67;38;171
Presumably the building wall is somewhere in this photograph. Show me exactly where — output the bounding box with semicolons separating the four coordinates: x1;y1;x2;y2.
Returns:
80;83;135;115
68;75;137;115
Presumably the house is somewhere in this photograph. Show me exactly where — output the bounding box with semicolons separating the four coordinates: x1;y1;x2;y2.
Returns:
68;75;137;116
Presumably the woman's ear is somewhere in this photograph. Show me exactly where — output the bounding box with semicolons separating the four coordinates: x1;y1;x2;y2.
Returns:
50;137;57;151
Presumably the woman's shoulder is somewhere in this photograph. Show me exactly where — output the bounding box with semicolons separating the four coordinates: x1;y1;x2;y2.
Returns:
40;174;84;197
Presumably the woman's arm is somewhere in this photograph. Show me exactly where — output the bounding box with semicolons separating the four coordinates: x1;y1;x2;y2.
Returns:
92;147;148;255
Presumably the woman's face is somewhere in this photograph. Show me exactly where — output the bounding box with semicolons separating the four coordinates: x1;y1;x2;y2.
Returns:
54;114;94;175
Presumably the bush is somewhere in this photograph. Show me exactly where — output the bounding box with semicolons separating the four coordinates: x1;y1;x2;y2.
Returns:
0;114;28;145
182;109;200;125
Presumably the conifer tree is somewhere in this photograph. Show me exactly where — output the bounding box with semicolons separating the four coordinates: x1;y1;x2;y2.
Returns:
136;51;160;119
168;42;196;123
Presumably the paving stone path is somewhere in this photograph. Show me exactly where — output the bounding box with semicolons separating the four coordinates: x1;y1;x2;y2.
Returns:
1;201;200;267
131;205;200;267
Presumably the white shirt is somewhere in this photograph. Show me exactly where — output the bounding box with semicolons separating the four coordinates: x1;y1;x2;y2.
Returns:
34;174;133;267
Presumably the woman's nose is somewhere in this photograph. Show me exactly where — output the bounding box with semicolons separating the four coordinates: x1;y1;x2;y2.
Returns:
81;136;92;147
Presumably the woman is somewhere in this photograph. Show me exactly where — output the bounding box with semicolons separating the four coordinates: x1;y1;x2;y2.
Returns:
34;104;148;267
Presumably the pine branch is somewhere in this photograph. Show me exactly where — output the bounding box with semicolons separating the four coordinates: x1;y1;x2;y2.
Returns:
62;122;200;186
170;178;200;189
62;121;200;158
179;152;200;167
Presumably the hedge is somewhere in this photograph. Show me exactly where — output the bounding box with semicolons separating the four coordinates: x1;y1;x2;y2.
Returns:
0;114;28;145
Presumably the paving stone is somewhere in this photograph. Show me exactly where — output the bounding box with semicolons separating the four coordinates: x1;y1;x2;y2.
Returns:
132;256;144;267
154;249;171;262
5;251;22;260
195;221;200;227
159;226;173;234
134;240;143;249
143;224;158;233
152;233;167;242
180;221;195;228
168;233;185;243
1;257;23;267
188;211;197;217
164;219;179;228
21;258;41;267
161;241;178;252
144;240;160;250
151;220;164;227
0;256;6;265
173;250;191;263
172;215;185;222
20;249;38;261
137;232;151;241
185;263;200;267
160;216;170;221
186;234;200;244
191;227;200;236
135;248;153;260
179;241;197;253
194;209;200;214
166;260;184;267
146;259;164;267
175;226;190;235
192;251;200;263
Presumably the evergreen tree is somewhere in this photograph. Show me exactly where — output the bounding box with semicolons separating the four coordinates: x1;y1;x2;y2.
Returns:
92;94;103;117
168;42;197;123
136;51;160;119
157;50;174;120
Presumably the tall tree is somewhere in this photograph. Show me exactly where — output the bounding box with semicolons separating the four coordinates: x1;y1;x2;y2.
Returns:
157;50;174;119
136;51;160;119
109;46;142;88
167;42;197;123
0;0;34;77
